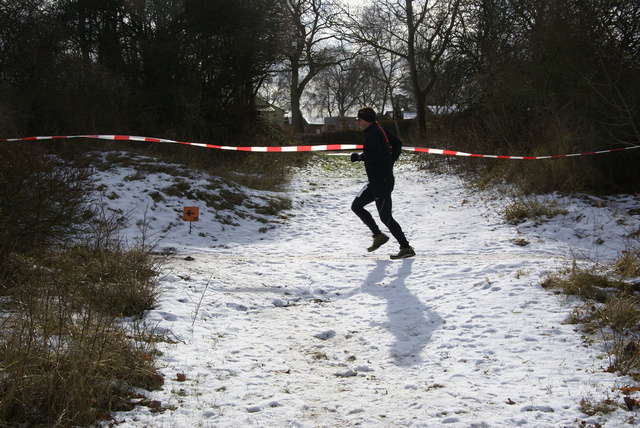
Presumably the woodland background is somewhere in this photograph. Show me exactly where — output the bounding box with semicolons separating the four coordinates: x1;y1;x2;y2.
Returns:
2;2;640;426
1;0;639;193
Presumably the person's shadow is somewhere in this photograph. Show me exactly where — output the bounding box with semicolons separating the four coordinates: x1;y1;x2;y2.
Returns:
359;259;441;367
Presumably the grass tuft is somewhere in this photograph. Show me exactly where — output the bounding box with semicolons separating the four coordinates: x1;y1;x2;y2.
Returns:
0;243;163;427
0;145;163;427
542;253;640;377
504;197;568;225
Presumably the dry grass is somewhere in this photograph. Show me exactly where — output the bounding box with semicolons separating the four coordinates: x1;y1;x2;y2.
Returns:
1;127;304;426
0;145;163;427
414;105;640;195
503;196;568;225
542;255;640;375
0;243;163;427
47;121;308;193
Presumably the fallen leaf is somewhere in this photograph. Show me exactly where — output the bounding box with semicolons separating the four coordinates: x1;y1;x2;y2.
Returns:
624;396;639;410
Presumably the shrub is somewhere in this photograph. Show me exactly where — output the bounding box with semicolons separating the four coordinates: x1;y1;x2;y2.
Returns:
504;197;568;225
541;268;614;303
430;100;640;195
615;250;640;279
542;253;640;375
0;242;162;427
0;144;94;255
0;147;163;427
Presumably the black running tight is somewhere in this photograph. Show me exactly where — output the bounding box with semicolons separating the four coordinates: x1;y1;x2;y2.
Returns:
351;184;409;248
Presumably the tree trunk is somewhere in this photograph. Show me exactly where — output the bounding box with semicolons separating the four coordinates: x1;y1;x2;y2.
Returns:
405;0;428;140
290;66;305;134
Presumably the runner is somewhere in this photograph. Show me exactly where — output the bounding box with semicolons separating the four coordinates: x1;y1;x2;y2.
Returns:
350;106;415;259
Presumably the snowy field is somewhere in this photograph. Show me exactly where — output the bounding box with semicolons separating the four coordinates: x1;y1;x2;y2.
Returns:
93;151;640;427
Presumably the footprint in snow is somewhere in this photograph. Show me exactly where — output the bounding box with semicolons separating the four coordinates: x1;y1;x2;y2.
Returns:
334;369;358;377
226;302;249;311
314;329;336;340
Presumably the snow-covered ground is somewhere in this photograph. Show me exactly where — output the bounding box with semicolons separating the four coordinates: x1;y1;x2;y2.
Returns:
93;151;640;427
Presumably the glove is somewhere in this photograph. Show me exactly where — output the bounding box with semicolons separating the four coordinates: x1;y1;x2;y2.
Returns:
350;153;362;162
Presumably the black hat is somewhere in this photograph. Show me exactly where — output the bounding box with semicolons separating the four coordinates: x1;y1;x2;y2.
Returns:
357;107;376;123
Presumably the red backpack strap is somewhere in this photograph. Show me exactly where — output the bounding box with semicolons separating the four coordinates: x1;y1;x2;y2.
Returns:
377;122;403;162
375;122;389;143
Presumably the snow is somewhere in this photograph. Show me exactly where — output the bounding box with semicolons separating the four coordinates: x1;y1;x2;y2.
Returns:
92;151;640;427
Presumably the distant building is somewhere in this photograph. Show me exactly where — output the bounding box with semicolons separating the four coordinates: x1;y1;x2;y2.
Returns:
323;117;357;132
382;110;417;119
304;117;324;134
384;106;458;119
254;98;285;127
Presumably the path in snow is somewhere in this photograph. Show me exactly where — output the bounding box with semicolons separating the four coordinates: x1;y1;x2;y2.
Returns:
113;154;639;427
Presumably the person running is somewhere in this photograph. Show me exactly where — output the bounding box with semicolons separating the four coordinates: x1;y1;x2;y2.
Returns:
350;106;415;259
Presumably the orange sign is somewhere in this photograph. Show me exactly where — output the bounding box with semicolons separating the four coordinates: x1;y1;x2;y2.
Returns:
183;207;199;222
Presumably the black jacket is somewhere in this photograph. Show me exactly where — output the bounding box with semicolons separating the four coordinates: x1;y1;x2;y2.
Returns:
360;122;402;193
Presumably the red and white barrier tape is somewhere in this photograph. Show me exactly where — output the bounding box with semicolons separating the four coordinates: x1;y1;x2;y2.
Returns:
0;134;363;152
1;134;639;159
402;145;640;159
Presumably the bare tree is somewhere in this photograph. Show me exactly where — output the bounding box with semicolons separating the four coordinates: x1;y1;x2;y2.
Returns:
307;63;353;118
307;56;388;118
371;47;406;118
350;56;388;111
278;0;350;133
346;0;461;139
